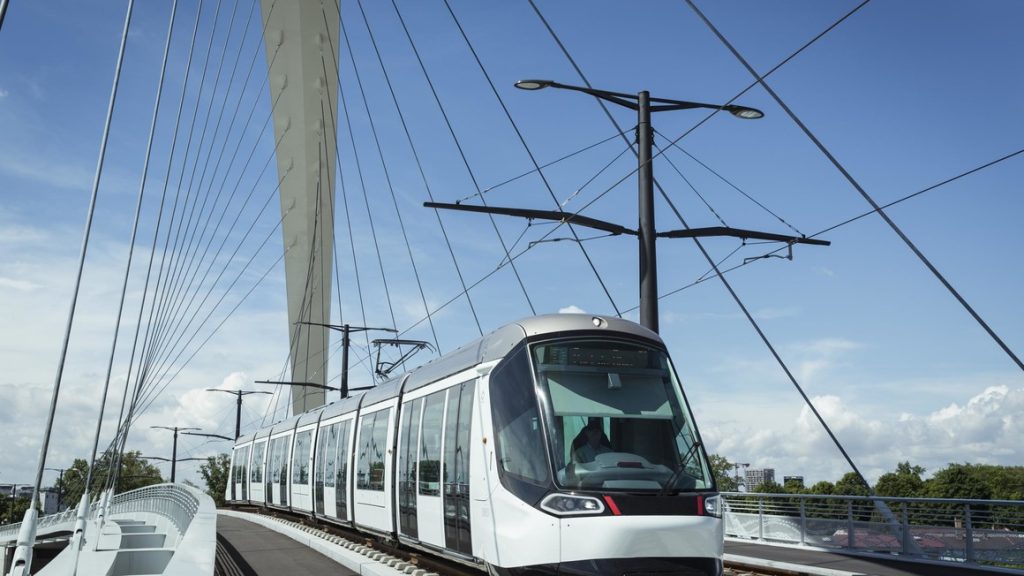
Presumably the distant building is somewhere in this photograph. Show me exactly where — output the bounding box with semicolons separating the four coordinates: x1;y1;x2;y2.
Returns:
1;485;61;515
784;475;805;490
745;468;775;489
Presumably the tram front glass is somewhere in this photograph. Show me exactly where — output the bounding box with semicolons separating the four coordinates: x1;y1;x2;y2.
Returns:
489;336;723;575
532;338;713;493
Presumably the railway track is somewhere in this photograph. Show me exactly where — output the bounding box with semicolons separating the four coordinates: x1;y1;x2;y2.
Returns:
225;505;796;576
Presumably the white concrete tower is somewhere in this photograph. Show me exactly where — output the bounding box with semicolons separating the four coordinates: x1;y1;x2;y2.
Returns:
260;0;339;414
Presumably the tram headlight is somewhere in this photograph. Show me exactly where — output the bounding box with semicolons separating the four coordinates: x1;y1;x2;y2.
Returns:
540;493;606;516
703;494;723;518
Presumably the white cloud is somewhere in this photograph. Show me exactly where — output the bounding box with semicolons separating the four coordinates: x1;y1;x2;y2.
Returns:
0;277;39;292
558;304;586;314
0;89;8;99
700;384;1024;485
753;307;799;320
0;223;290;486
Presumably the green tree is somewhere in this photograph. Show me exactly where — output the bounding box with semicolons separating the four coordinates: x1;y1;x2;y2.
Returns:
809;480;835;495
833;472;870;496
1;497;32;525
199;454;231;507
875;461;925;498
923;464;992;500
807;480;841;519
55;451;163;507
708;454;738;492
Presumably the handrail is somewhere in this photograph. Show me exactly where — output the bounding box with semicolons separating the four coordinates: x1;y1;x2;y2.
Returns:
0;483;204;544
722;492;1024;569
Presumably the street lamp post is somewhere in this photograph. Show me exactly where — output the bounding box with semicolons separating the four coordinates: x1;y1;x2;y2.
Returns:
427;80;828;334
515;80;762;333
204;389;272;440
150;426;200;483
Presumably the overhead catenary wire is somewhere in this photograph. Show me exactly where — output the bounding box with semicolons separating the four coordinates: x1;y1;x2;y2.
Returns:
685;0;1024;374
456;130;630;204
654;128;802;235
652;139;729;228
653;145;1024;303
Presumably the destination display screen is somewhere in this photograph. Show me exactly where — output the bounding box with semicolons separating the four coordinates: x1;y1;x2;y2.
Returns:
539;342;651;369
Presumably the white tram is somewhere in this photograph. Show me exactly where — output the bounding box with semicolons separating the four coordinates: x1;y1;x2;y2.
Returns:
227;314;724;575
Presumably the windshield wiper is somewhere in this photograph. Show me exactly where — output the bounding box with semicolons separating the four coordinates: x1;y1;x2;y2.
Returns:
657;440;702;496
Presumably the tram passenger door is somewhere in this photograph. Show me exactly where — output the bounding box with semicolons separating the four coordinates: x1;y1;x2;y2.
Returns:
442;381;475;555
291;428;314;511
239;445;249;501
316;422;340;517
249;441;266;504
415;390;447;548
354;407;396;532
334;420;353;522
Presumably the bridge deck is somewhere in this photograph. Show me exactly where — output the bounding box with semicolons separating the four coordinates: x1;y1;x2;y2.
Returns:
214;515;1005;576
216;515;356;576
725;540;1005;575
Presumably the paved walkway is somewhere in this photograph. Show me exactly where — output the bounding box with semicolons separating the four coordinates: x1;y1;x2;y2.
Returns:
217;515;357;576
726;540;1008;576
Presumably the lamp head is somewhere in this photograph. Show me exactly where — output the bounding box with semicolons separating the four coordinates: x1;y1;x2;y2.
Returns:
725;104;764;119
515;79;554;91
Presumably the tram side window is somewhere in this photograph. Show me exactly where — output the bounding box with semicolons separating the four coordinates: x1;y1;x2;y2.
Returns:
419;391;445;496
268;439;280;483
369;410;389;490
250;442;265;483
323;423;338;488
277;437;289;484
357;411;389;492
292;431;312;485
235;446;249;484
490;346;549;486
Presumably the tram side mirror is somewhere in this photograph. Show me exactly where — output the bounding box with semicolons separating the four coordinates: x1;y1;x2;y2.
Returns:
607;373;622;390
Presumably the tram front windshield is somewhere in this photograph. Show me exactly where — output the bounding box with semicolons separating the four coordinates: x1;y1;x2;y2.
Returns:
531;339;712;492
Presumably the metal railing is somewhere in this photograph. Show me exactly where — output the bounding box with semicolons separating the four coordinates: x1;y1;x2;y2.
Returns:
0;483;204;545
723;492;1024;569
0;506;82;543
106;483;203;539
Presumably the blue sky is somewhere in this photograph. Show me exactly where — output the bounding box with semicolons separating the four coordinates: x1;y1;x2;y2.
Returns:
0;0;1021;488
